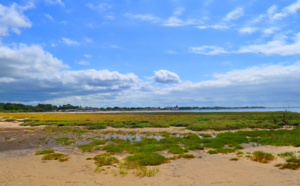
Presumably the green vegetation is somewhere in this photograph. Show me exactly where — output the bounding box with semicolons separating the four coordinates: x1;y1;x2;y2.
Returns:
55;136;75;145
176;154;195;159
249;151;275;163
42;153;70;162
133;167;159;177
3;111;299;131
35;148;69;162
230;157;239;161
93;153;119;170
276;152;300;170
76;139;108;152
35;148;55;155
124;153;168;167
278;152;294;158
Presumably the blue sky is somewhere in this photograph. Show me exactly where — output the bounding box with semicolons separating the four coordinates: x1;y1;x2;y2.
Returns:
0;0;300;107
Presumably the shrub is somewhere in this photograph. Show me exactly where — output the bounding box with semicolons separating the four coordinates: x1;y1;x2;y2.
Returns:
125;153;168;167
250;151;274;163
42;153;70;162
35;148;55;155
94;153;119;167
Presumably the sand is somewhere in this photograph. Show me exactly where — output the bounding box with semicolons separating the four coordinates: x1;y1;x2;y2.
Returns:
0;122;299;186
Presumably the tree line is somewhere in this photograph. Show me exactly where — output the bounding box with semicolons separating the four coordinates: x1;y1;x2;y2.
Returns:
0;103;79;112
0;102;265;112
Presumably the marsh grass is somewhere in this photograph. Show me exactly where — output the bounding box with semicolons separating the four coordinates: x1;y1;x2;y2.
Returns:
124;153;168;168
7;111;300;131
276;152;300;170
42;153;70;162
277;152;294;158
76;139;108;152
230;157;239;161
55;136;75;145
133;166;159;177
35;148;55;155
93;153;119;170
250;151;275;163
236;151;244;157
176;154;195;159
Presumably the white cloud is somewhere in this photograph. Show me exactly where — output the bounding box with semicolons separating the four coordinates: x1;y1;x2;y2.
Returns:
162;17;201;27
77;60;90;65
139;63;300;106
124;13;161;23
166;50;177;54
197;24;229;30
86;3;112;12
44;14;54;22
273;0;300;20
125;13;202;27
45;0;65;7
84;37;93;43
173;8;185;16
0;44;68;79
61;37;80;46
153;70;181;84
189;46;228;55
238;32;300;55
84;54;92;58
0;43;139;102
223;7;244;21
0;3;32;36
109;45;119;48
239;27;257;34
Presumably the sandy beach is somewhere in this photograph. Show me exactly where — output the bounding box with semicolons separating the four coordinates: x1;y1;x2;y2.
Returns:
0;122;299;186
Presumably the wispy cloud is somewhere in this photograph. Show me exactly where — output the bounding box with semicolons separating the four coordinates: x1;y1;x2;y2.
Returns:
238;32;300;55
84;54;92;58
272;0;300;20
44;14;54;22
239;27;257;34
223;7;244;21
124;13;161;23
189;46;228;55
77;60;90;65
61;37;80;46
173;8;185;16
45;0;65;7
86;3;112;12
197;24;229;30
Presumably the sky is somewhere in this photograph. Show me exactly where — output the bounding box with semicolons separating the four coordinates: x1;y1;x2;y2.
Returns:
0;0;300;107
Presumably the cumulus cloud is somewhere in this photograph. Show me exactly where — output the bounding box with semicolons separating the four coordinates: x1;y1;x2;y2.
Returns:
189;46;228;55
0;43;139;102
0;3;32;36
153;70;181;84
138;63;300;106
0;44;67;79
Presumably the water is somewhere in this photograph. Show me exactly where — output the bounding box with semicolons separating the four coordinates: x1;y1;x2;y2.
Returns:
164;107;300;113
